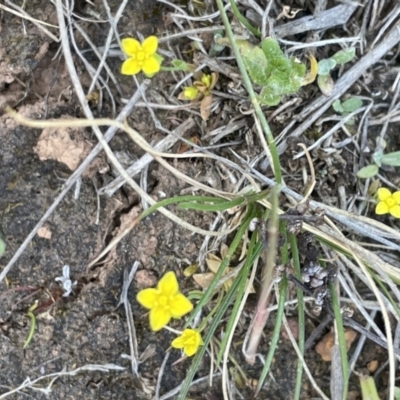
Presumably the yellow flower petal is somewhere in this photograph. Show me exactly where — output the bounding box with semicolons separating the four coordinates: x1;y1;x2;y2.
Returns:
201;74;212;87
389;205;400;218
182;86;199;100
121;38;141;57
142;36;158;54
171;329;203;356
169;293;193;318
377;187;391;201
392;191;400;203
171;336;185;349
136;288;159;309
142;56;161;75
121;58;141;75
375;201;389;215
150;306;171;331
158;271;179;296
185;345;198;357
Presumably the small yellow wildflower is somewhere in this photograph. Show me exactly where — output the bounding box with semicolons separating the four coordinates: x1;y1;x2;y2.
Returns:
375;188;400;218
200;74;212;87
171;328;204;357
181;86;200;100
121;36;161;76
137;271;193;331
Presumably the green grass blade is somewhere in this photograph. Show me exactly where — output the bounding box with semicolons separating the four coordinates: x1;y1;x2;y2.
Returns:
177;271;242;400
290;233;305;400
329;282;349;400
185;204;258;327
216;232;263;366
255;276;287;394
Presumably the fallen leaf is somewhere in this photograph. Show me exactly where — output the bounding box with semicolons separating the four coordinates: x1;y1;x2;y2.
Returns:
200;94;213;121
315;329;357;361
193;273;215;289
37;226;52;239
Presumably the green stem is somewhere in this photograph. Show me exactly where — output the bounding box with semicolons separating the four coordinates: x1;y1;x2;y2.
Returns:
329;282;349;400
178;189;270;212
216;231;262;366
255;276;287;394
290;234;305;400
185;204;258;327
23;302;38;349
229;0;260;37
216;0;282;184
177;269;242;400
197;290;224;332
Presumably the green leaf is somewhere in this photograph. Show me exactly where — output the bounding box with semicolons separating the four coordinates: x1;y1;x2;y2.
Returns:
359;375;380;400
261;38;284;60
212;31;226;52
381;151;400;166
356;164;379;179
318;58;336;75
259;87;281;106
341;98;363;113
332;99;344;113
171;59;190;71
394;387;400;400
0;237;5;257
317;74;334;96
331;48;356;65
290;58;306;78
237;40;271;86
373;150;383;167
238;38;306;106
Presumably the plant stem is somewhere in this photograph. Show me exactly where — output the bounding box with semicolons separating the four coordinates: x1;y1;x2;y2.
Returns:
244;186;280;363
229;0;260;37
329;282;349;400
216;0;282;184
290;234;305;400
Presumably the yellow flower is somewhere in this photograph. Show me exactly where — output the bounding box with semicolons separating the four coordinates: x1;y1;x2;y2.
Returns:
182;86;200;100
171;328;204;357
121;36;161;76
201;74;212;87
137;271;193;331
375;188;400;218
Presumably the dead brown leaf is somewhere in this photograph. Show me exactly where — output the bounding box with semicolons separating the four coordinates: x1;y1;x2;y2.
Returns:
315;329;357;361
200;95;213;121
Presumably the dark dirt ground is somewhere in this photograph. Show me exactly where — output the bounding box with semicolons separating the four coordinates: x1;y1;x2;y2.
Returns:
0;1;397;399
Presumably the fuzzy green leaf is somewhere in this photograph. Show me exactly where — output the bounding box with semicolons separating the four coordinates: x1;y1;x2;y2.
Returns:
332;99;344;113
238;38;306;106
341;98;363;113
331;48;356;65
373;150;383;167
318;58;336;76
261;38;284;60
356;164;379;179
381;151;400;166
259;87;281;106
237;40;271;86
0;238;5;257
